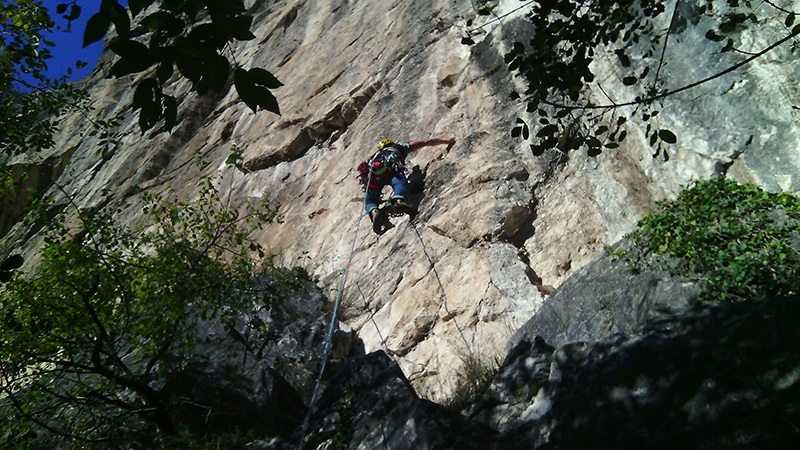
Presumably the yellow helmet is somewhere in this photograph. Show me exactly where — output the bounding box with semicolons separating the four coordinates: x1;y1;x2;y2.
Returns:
377;139;394;150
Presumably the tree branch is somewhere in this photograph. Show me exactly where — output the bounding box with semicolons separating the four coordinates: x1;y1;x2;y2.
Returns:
653;0;681;85
542;26;800;111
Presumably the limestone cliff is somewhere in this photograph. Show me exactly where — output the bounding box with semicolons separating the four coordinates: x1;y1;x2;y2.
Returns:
5;0;800;402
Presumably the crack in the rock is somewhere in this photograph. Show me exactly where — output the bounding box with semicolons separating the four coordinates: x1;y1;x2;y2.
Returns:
243;81;382;172
714;136;750;178
518;248;555;295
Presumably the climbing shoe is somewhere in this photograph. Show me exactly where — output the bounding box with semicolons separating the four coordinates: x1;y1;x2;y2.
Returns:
390;199;417;221
372;207;395;235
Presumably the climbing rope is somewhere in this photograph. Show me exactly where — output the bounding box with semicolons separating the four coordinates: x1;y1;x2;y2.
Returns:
295;154;467;447
357;283;389;350
409;223;472;351
295;164;378;450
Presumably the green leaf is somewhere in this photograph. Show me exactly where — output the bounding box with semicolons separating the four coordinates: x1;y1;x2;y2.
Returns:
235;68;258;112
226;147;244;167
175;49;201;81
234;68;281;114
142;11;184;36
83;12;111;47
705;29;725;42
658;129;677;144
231;15;256;40
132;79;161;131
107;0;131;39
162;0;188;13
622;76;637;86
530;144;546;156
108;40;155;76
66;5;81;21
786;13;796;27
109;39;150;59
188;23;225;51
536;124;558;138
128;0;156;17
195;54;230;95
731;13;748;25
721;38;734;52
615;49;631;67
248;68;283;89
156;59;174;84
719;21;736;34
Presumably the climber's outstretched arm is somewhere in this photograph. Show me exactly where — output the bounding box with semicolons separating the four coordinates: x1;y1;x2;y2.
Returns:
408;137;456;151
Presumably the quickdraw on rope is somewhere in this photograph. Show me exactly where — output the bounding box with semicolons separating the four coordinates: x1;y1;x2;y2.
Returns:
295;163;376;450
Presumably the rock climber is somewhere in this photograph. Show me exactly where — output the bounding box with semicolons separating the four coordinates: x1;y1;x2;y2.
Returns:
357;137;455;229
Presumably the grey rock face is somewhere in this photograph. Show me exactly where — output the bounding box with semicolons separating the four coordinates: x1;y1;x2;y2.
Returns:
14;236;792;449
488;294;800;450
158;274;357;440
284;252;800;449
508;242;704;350
300;351;495;450
4;0;799;402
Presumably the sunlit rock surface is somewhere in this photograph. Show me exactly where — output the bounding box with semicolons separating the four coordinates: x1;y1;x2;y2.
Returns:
6;0;799;403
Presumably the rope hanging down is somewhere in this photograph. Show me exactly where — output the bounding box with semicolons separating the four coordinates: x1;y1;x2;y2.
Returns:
295;165;376;450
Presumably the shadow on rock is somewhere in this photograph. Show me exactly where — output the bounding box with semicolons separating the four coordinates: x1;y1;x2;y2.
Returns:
492;295;800;449
299;351;496;450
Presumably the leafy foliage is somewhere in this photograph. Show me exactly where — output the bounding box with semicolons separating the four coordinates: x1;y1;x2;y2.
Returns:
607;179;800;302
497;0;671;157
466;0;800;158
0;0;88;156
83;0;282;133
0;166;13;200
0;177;300;446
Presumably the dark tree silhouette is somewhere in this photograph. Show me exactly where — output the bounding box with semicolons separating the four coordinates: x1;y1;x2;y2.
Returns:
464;0;800;158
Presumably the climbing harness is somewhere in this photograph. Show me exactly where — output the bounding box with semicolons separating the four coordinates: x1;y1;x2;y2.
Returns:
359;148;404;188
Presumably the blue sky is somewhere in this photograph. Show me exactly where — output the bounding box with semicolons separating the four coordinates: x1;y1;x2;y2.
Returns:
40;0;124;81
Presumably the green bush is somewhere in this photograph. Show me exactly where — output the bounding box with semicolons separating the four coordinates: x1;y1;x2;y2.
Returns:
607;179;800;302
0;177;298;447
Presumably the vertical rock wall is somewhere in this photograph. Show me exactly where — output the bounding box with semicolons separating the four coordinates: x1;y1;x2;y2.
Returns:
7;0;799;401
